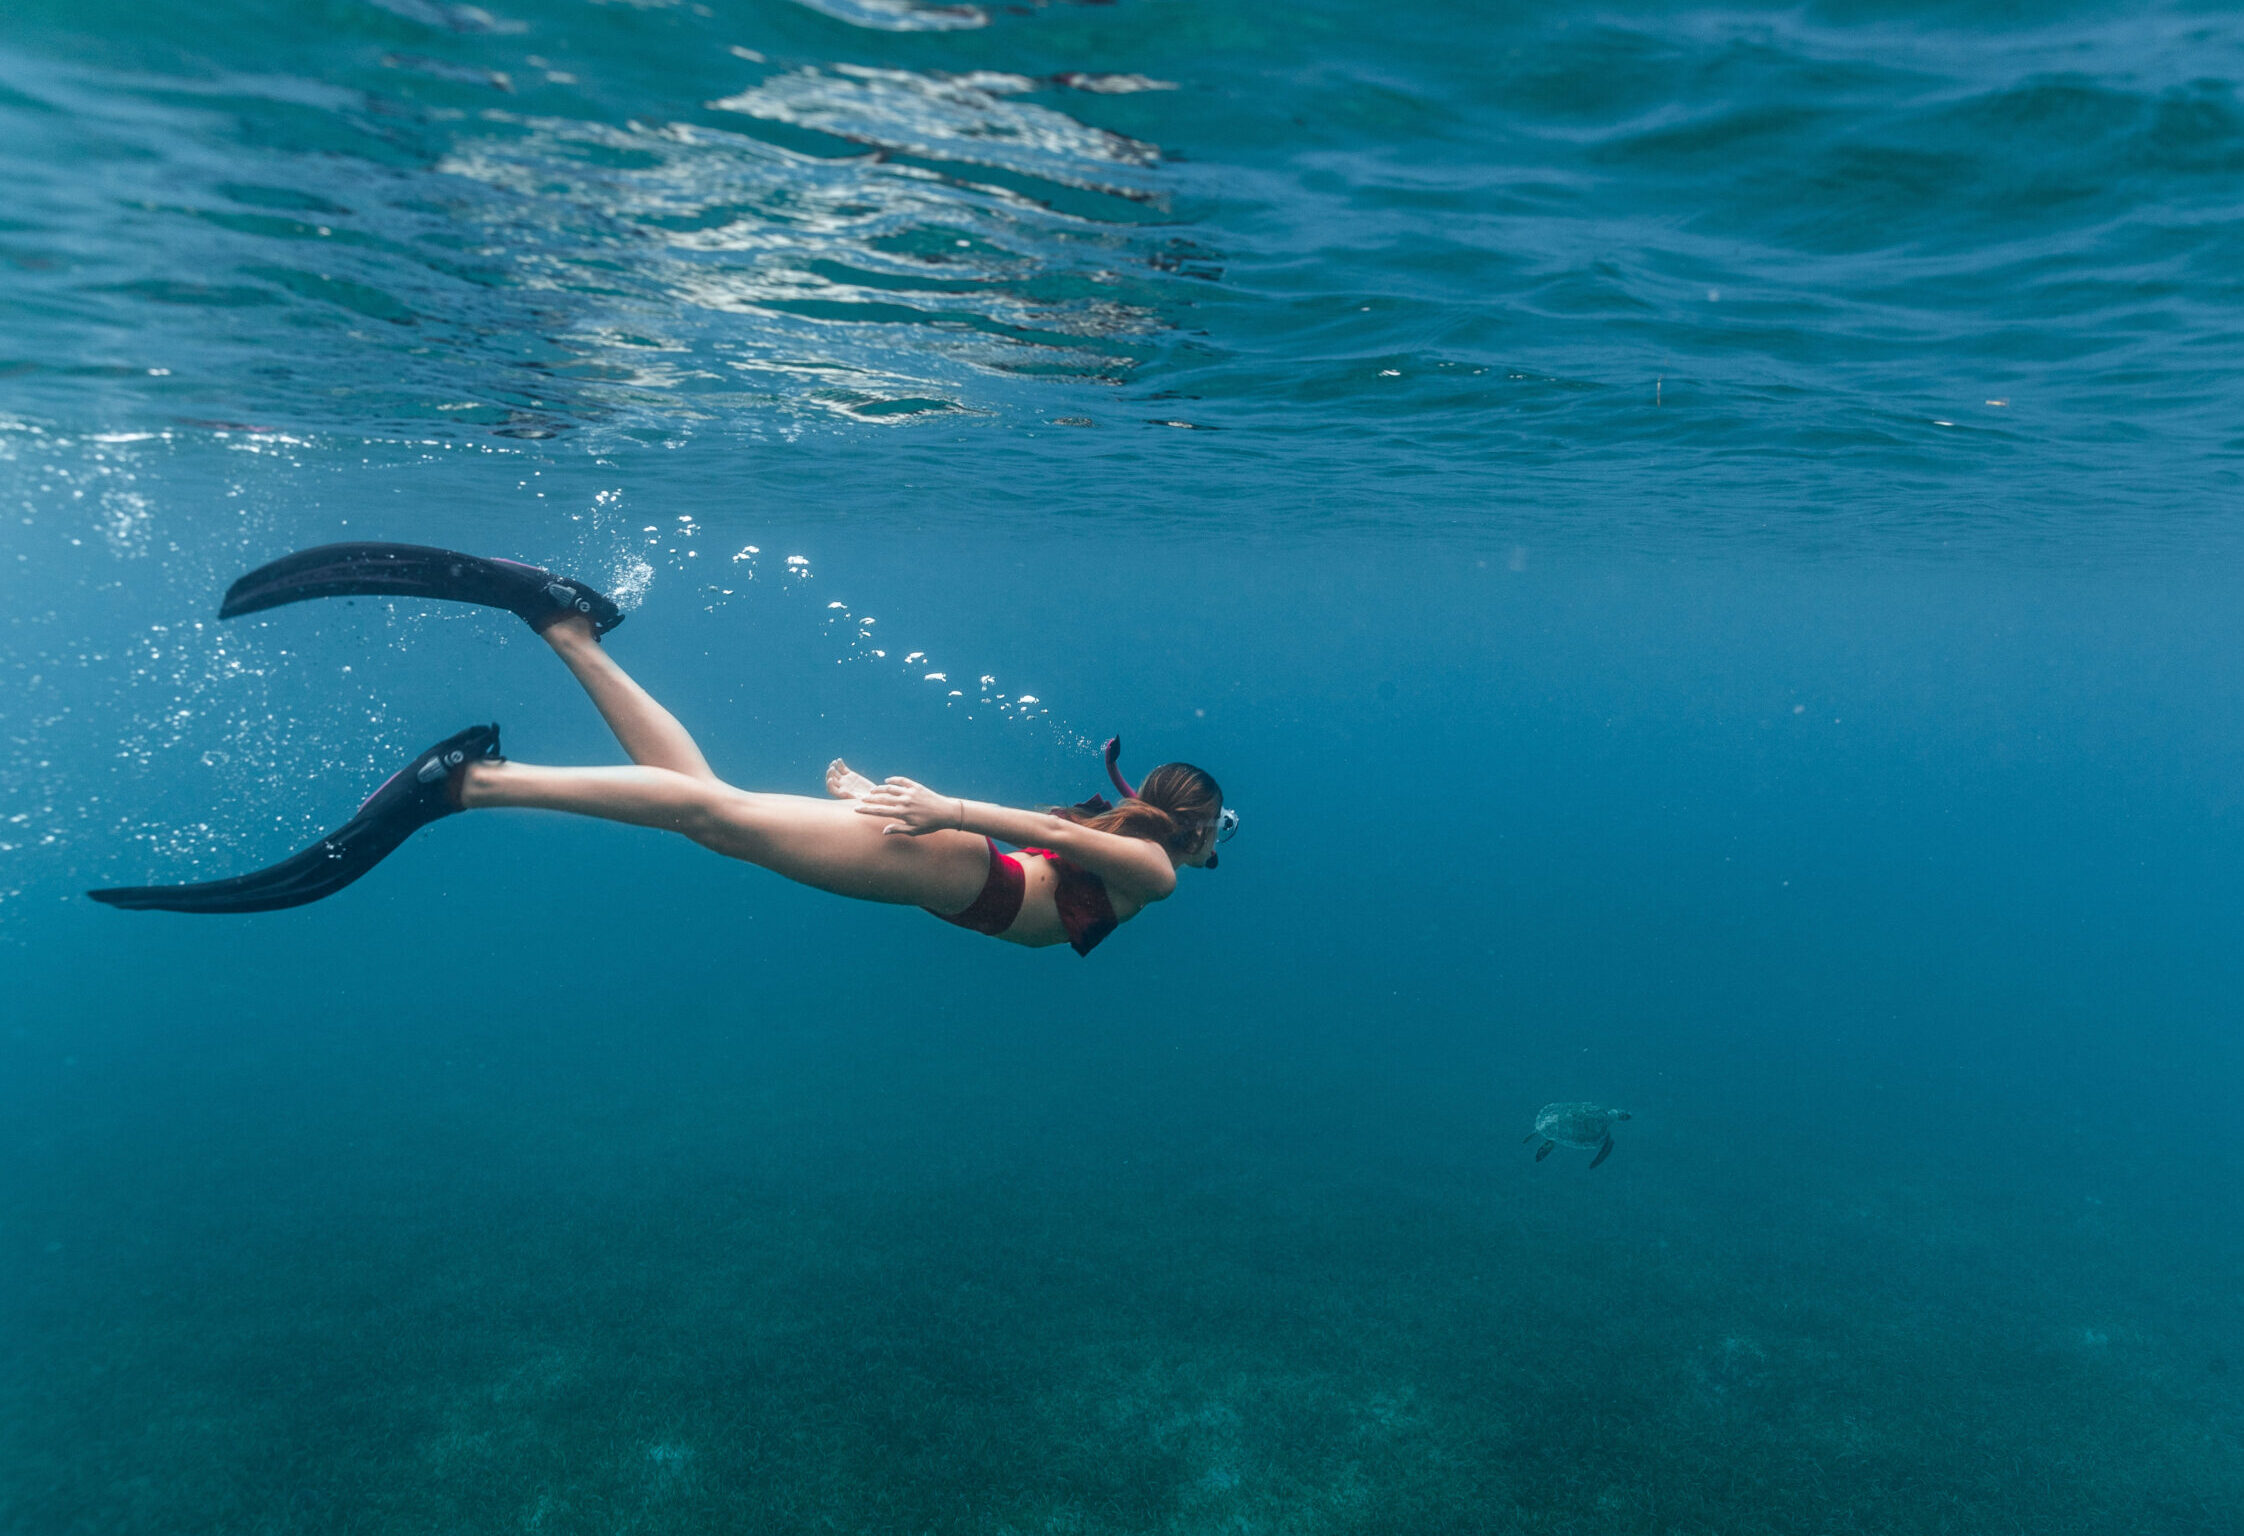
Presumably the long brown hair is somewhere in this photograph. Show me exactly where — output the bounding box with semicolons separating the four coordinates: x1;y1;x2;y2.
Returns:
1055;762;1224;857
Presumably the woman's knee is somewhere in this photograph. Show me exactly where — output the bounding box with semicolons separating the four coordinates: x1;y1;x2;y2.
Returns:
679;784;766;856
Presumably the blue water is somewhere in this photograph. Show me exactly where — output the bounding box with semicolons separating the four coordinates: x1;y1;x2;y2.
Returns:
6;1;2244;1530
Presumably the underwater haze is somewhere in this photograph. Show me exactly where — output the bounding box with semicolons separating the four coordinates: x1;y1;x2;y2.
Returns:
6;1;2244;1532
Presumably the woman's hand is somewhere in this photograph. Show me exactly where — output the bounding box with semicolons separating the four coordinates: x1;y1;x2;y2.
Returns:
854;776;967;837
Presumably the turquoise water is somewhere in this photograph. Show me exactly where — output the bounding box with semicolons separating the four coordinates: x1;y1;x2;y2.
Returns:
6;2;2244;1531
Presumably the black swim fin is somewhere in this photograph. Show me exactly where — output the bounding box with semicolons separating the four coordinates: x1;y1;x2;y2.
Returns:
220;543;624;636
87;724;501;914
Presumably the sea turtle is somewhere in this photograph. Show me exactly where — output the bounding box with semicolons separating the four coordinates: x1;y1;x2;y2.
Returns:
1526;1102;1631;1169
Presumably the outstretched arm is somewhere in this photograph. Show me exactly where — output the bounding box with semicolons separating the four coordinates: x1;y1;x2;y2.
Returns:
856;778;1177;902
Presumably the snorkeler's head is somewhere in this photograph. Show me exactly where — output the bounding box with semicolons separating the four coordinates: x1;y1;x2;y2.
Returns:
1135;762;1226;856
1058;760;1229;863
1067;743;1235;865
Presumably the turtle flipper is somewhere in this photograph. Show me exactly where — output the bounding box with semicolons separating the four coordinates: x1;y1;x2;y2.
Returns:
1534;1140;1554;1162
1589;1133;1615;1169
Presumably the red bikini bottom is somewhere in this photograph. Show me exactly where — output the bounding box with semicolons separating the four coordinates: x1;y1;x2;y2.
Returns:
928;837;1025;935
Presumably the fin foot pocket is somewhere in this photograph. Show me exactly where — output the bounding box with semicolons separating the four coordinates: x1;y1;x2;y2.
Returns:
220;543;623;636
88;723;501;914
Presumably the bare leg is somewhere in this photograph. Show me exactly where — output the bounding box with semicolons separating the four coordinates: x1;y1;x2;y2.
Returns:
543;614;715;781
479;620;991;913
456;759;992;910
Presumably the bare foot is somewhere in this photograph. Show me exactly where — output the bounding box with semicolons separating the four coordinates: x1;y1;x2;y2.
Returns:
825;758;875;799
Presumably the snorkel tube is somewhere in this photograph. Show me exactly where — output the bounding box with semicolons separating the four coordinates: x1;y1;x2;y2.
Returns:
1102;736;1138;801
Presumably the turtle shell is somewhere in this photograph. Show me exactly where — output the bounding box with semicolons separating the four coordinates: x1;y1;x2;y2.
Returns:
1533;1102;1622;1147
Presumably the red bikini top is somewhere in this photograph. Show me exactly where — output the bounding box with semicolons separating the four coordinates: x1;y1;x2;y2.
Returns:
1020;848;1119;957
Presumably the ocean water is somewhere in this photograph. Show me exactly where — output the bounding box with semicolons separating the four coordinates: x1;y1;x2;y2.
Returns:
5;1;2244;1531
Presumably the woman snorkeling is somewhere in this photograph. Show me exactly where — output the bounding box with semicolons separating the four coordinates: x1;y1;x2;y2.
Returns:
89;544;1234;956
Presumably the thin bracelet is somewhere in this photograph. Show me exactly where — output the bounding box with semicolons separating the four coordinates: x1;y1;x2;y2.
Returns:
955;797;968;831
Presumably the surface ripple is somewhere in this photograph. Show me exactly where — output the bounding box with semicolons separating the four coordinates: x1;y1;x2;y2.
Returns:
0;0;2240;544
